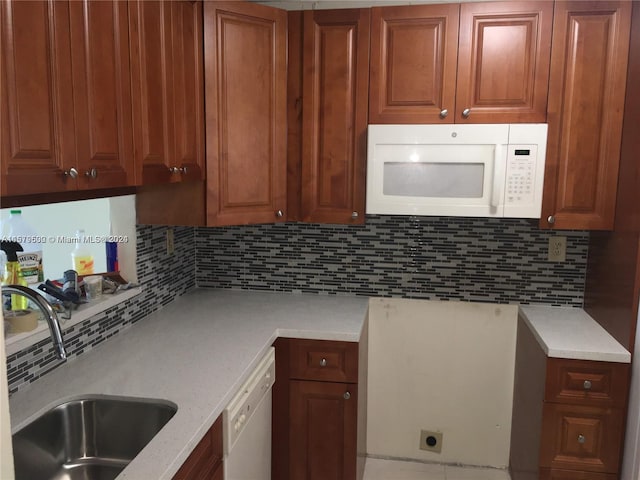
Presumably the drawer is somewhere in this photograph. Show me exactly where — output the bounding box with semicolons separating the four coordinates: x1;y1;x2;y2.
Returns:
545;359;629;407
289;339;358;383
540;468;617;480
540;403;624;473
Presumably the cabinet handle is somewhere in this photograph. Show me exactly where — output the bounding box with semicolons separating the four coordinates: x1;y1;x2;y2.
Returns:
343;391;351;400
439;109;448;119
168;166;179;174
462;108;471;118
276;210;284;218
64;167;79;179
577;434;586;444
179;166;187;174
84;168;98;179
351;211;359;219
547;215;555;225
319;358;327;367
583;380;592;390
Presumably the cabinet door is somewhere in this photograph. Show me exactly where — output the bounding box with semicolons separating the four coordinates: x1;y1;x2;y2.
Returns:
300;9;369;224
369;4;459;124
1;0;77;196
129;0;174;184
171;0;204;182
456;1;553;123
204;2;287;226
290;380;357;480
69;0;135;190
541;1;631;230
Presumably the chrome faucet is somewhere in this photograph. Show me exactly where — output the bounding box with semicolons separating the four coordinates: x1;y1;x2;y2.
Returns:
2;285;67;360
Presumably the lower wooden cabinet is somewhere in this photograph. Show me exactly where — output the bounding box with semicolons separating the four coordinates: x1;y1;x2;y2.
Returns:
509;316;630;480
273;337;367;480
539;469;618;480
173;415;223;480
290;380;358;480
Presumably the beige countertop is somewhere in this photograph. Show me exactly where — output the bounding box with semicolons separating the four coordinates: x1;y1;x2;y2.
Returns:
519;305;631;363
8;288;369;480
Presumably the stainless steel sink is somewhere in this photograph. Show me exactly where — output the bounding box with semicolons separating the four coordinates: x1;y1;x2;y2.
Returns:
12;395;177;480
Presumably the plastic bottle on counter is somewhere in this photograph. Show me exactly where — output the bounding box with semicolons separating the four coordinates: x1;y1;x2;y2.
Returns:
5;209;44;285
71;230;94;275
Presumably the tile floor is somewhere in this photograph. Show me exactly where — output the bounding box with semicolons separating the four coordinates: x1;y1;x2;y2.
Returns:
363;457;512;480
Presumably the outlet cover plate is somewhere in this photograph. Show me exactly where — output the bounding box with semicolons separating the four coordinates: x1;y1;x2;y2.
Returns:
419;430;443;454
548;236;567;262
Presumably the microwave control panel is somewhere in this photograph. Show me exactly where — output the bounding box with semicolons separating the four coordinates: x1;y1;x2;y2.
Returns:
505;145;537;205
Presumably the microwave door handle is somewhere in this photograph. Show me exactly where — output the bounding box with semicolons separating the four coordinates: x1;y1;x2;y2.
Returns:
491;144;504;208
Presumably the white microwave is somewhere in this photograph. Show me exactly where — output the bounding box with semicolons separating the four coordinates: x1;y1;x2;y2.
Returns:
366;124;548;218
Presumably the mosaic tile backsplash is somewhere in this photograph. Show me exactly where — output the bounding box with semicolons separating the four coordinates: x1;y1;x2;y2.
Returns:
196;215;589;306
6;225;195;395
7;215;589;395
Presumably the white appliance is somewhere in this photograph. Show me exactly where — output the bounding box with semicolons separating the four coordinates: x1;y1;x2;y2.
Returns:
366;123;548;218
224;347;275;480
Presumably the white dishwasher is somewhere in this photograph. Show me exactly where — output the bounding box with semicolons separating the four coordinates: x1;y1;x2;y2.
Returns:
223;347;275;480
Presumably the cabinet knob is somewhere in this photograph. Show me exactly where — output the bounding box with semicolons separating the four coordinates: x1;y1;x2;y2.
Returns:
351;211;359;219
319;358;327;367
276;210;284;218
577;434;586;444
462;108;471;118
547;215;556;225
64;167;79;179
439;109;448;119
343;391;351;400
583;380;592;390
84;168;98;179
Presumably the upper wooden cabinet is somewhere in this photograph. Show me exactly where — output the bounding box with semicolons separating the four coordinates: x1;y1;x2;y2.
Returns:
369;2;553;124
70;0;135;190
1;0;135;196
540;1;632;230
369;4;459;124
204;1;287;226
129;0;204;185
299;9;370;224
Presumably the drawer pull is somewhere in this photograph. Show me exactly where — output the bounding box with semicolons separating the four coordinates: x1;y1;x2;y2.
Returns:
319;358;327;367
577;434;586;444
583;380;592;390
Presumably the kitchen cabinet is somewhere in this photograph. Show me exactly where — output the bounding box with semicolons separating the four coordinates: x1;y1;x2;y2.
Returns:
173;414;223;480
1;0;135;196
541;1;632;231
129;0;204;186
369;1;552;124
273;337;366;480
204;1;287;226
298;9;369;224
510;317;630;479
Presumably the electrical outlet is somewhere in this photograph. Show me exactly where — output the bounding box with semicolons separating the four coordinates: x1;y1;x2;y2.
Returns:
166;228;175;255
548;236;567;262
419;430;443;453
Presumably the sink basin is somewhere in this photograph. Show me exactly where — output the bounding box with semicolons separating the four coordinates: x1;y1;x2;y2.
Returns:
12;395;177;480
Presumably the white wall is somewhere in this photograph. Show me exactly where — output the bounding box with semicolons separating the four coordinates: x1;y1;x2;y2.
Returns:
0;309;15;479
367;297;518;467
623;303;640;480
1;199;110;279
0;195;137;283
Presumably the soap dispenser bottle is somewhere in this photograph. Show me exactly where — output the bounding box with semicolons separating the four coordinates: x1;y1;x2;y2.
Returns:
1;241;28;310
